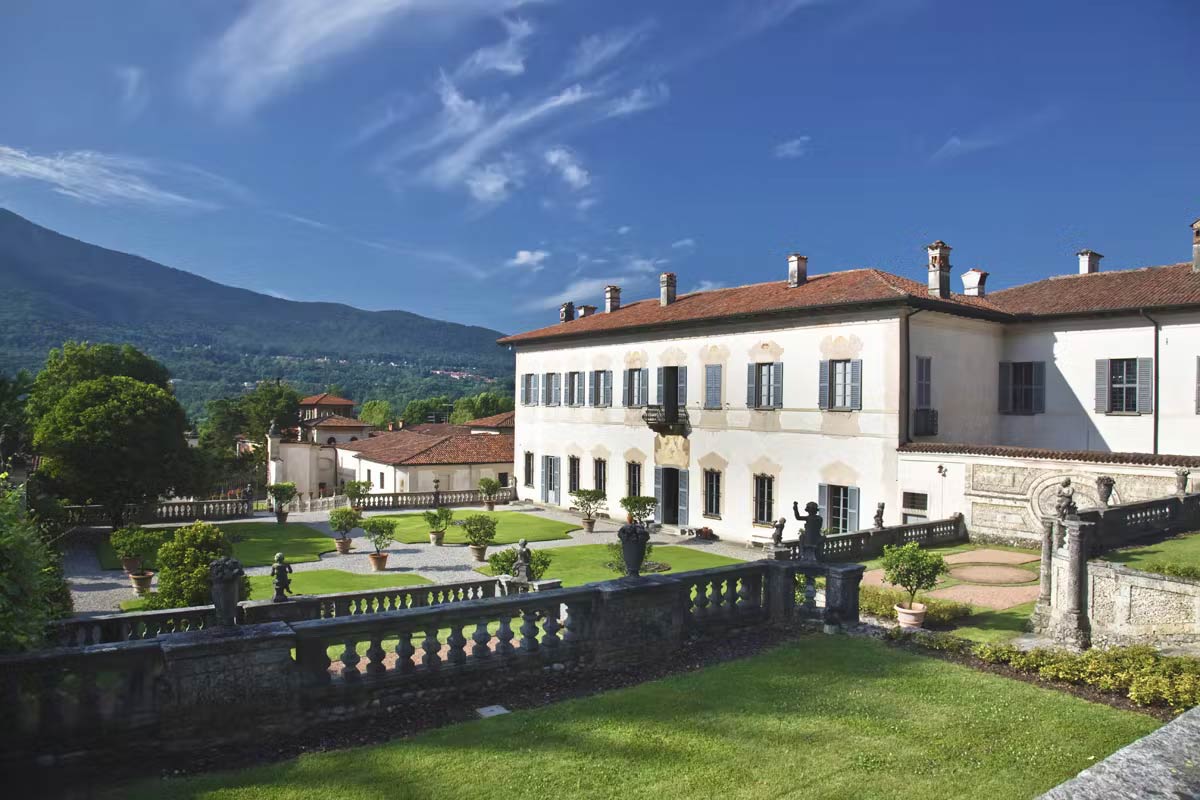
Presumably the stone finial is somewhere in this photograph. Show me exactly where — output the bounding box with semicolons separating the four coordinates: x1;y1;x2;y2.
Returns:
1177;468;1191;496
873;502;885;529
1077;249;1103;275
1095;475;1116;506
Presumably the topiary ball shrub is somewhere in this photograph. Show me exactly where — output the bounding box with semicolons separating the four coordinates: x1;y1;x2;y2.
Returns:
145;520;250;610
460;514;498;548
487;547;554;581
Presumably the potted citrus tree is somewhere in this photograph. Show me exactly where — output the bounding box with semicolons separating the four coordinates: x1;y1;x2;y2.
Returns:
362;517;396;571
478;477;501;511
267;482;297;523
423;507;453;545
110;526;163;594
461;513;498;562
328;507;361;554
571;488;607;532
344;480;372;509
880;542;948;629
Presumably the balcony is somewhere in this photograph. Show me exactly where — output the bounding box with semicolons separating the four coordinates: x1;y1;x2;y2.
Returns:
913;408;939;437
643;404;691;436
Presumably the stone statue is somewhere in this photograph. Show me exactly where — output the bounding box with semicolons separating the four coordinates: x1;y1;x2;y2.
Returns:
1054;478;1077;520
268;418;280;437
513;538;532;582
1177;468;1191;496
270;552;293;603
873;502;885;529
1095;475;1116;506
209;557;245;626
771;517;786;546
793;500;824;560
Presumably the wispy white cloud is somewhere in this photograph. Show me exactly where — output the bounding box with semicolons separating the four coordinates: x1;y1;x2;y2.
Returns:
575;196;598;212
671;237;695;249
544;146;590;190
688;279;724;293
189;0;535;117
930;107;1061;163
627;256;668;273
456;17;534;79
506;248;550;270
604;82;669;118
565;20;656;80
274;210;335;231
732;0;826;37
347;92;420;148
465;154;525;203
114;66;148;118
617;225;632;235
525;273;652;311
773;135;811;159
0;144;231;209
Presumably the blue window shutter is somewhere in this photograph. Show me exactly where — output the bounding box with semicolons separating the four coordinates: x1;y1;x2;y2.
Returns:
817;483;829;528
746;363;756;407
772;362;784;408
604;371;612;407
1136;357;1153;414
520;375;527;405
850;359;862;410
1033;362;1046;414
640;368;649;406
532;374;540;406
1095;359;1110;413
678;366;688;406
656;367;664;405
847;486;860;532
818;361;830;410
998;362;1011;413
622;369;629;407
677;469;689;526
540;456;549;502
654;466;663;523
587;371;595;406
705;364;721;409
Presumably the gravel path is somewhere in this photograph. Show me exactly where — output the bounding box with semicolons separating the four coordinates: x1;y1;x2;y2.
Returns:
64;504;757;616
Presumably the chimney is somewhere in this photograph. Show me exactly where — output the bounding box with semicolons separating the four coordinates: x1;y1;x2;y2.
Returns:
926;240;952;299
578;304;597;318
559;301;575;323
659;272;677;306
1077;249;1103;275
1192;218;1200;273
961;268;989;297
787;253;808;288
604;284;621;312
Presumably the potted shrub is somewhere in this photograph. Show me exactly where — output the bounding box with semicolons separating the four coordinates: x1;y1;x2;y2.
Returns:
361;517;396;571
461;513;498;562
110;525;162;575
620;495;657;525
487;546;554;581
344;480;372;509
478;477;501;511
328;507;362;554
267;482;297;523
423;507;454;545
880;542;948;629
571;488;608;532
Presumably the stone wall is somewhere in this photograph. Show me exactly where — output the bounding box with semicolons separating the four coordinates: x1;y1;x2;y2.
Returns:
1087;562;1200;648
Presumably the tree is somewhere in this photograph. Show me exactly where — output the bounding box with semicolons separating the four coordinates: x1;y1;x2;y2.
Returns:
0;475;63;652
358;399;393;428
145;521;249;610
199;381;300;455
402;395;451;426
0;370;32;466
620;495;658;524
27;341;172;424
449;391;514;424
33;376;190;527
880;542;949;610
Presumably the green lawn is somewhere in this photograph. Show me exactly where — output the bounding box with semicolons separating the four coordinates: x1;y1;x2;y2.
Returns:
121;569;434;611
479;543;744;587
950;601;1037;644
1104;531;1200;573
377;510;578;545
109;635;1158;800
98;522;334;571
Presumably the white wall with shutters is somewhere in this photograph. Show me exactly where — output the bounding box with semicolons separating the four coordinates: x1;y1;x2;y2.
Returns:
704;364;722;408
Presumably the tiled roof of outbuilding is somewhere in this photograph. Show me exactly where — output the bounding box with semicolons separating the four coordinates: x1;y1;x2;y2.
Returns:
986;262;1199;317
466;411;515;428
339;430;513;466
303;415;370;428
299;392;355;406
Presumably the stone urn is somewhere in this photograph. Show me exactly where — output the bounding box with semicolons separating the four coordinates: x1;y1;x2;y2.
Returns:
275;510;289;524
334;537;353;555
894;602;927;630
209;557;245;626
618;521;650;577
121;556;143;575
485;500;496;512
367;552;389;571
429;530;445;546
468;544;488;562
129;570;154;596
1096;476;1116;506
582;518;596;533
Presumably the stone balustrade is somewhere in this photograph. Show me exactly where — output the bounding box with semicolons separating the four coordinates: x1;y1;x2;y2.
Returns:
353;486;516;511
1077;492;1200;554
805;514;967;562
63;499;253;527
2;559;863;773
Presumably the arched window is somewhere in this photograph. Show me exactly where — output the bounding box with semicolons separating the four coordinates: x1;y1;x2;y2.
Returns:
327;437;337;445
349;436;359;442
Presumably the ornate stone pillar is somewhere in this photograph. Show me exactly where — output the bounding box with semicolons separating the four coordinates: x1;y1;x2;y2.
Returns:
1031;516;1056;632
1045;515;1093;650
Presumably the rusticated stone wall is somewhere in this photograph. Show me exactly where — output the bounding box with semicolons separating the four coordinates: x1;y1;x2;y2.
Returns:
1086;562;1200;648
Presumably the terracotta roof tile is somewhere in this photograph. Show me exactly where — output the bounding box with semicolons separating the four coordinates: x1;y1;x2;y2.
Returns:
898;441;1200;468
405;423;471;436
299;392;355;406
338;430;513;466
987;262;1200;317
466;411;515;428
339;430;444;465
303;415;370;428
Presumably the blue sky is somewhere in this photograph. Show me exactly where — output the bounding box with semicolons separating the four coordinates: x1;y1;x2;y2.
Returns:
1;0;1197;335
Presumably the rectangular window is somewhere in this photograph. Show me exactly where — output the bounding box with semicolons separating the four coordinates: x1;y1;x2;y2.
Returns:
998;361;1046;414
752;474;774;524
818;359;862;410
565;371;585;406
521;373;541;406
626;461;642;497
498;472;509;487
523;452;534;487
818;483;860;534
593;458;607;494
366;469;372;487
915;356;932;409
902;490;928;524
704;469;721;517
588;370;613;407
541;372;561;406
704;364;722;409
568;456;580;493
378;473;385;491
831;360;851;409
748;362;783;408
623;368;649;407
1094;357;1151;414
1110;358;1138;413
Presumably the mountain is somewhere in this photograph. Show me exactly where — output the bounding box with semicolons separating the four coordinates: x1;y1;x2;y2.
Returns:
0;208;512;417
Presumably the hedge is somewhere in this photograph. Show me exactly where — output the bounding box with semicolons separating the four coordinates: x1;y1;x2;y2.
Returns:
858;584;974;625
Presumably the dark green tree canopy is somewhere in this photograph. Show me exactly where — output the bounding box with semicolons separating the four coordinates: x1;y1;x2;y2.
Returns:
27;341;172;424
199;380;299;454
449;391;514;424
358;399;393;428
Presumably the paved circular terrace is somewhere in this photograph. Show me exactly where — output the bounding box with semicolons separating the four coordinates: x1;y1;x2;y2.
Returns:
946;564;1039;586
863;546;1041;610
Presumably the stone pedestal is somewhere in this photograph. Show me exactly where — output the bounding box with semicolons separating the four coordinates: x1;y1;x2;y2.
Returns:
1044;516;1093;650
1031;516;1057;632
824;564;865;630
589;575;684;670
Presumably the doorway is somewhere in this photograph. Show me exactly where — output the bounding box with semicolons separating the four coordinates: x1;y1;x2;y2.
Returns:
654;466;689;526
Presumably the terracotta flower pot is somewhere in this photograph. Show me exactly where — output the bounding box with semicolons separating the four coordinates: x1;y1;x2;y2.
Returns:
895;602;927;630
121;556;143;575
129;571;154;596
334;538;353;554
429;530;445;546
582;518;596;533
468;544;488;562
275;510;289;524
485;501;496;511
368;552;389;572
